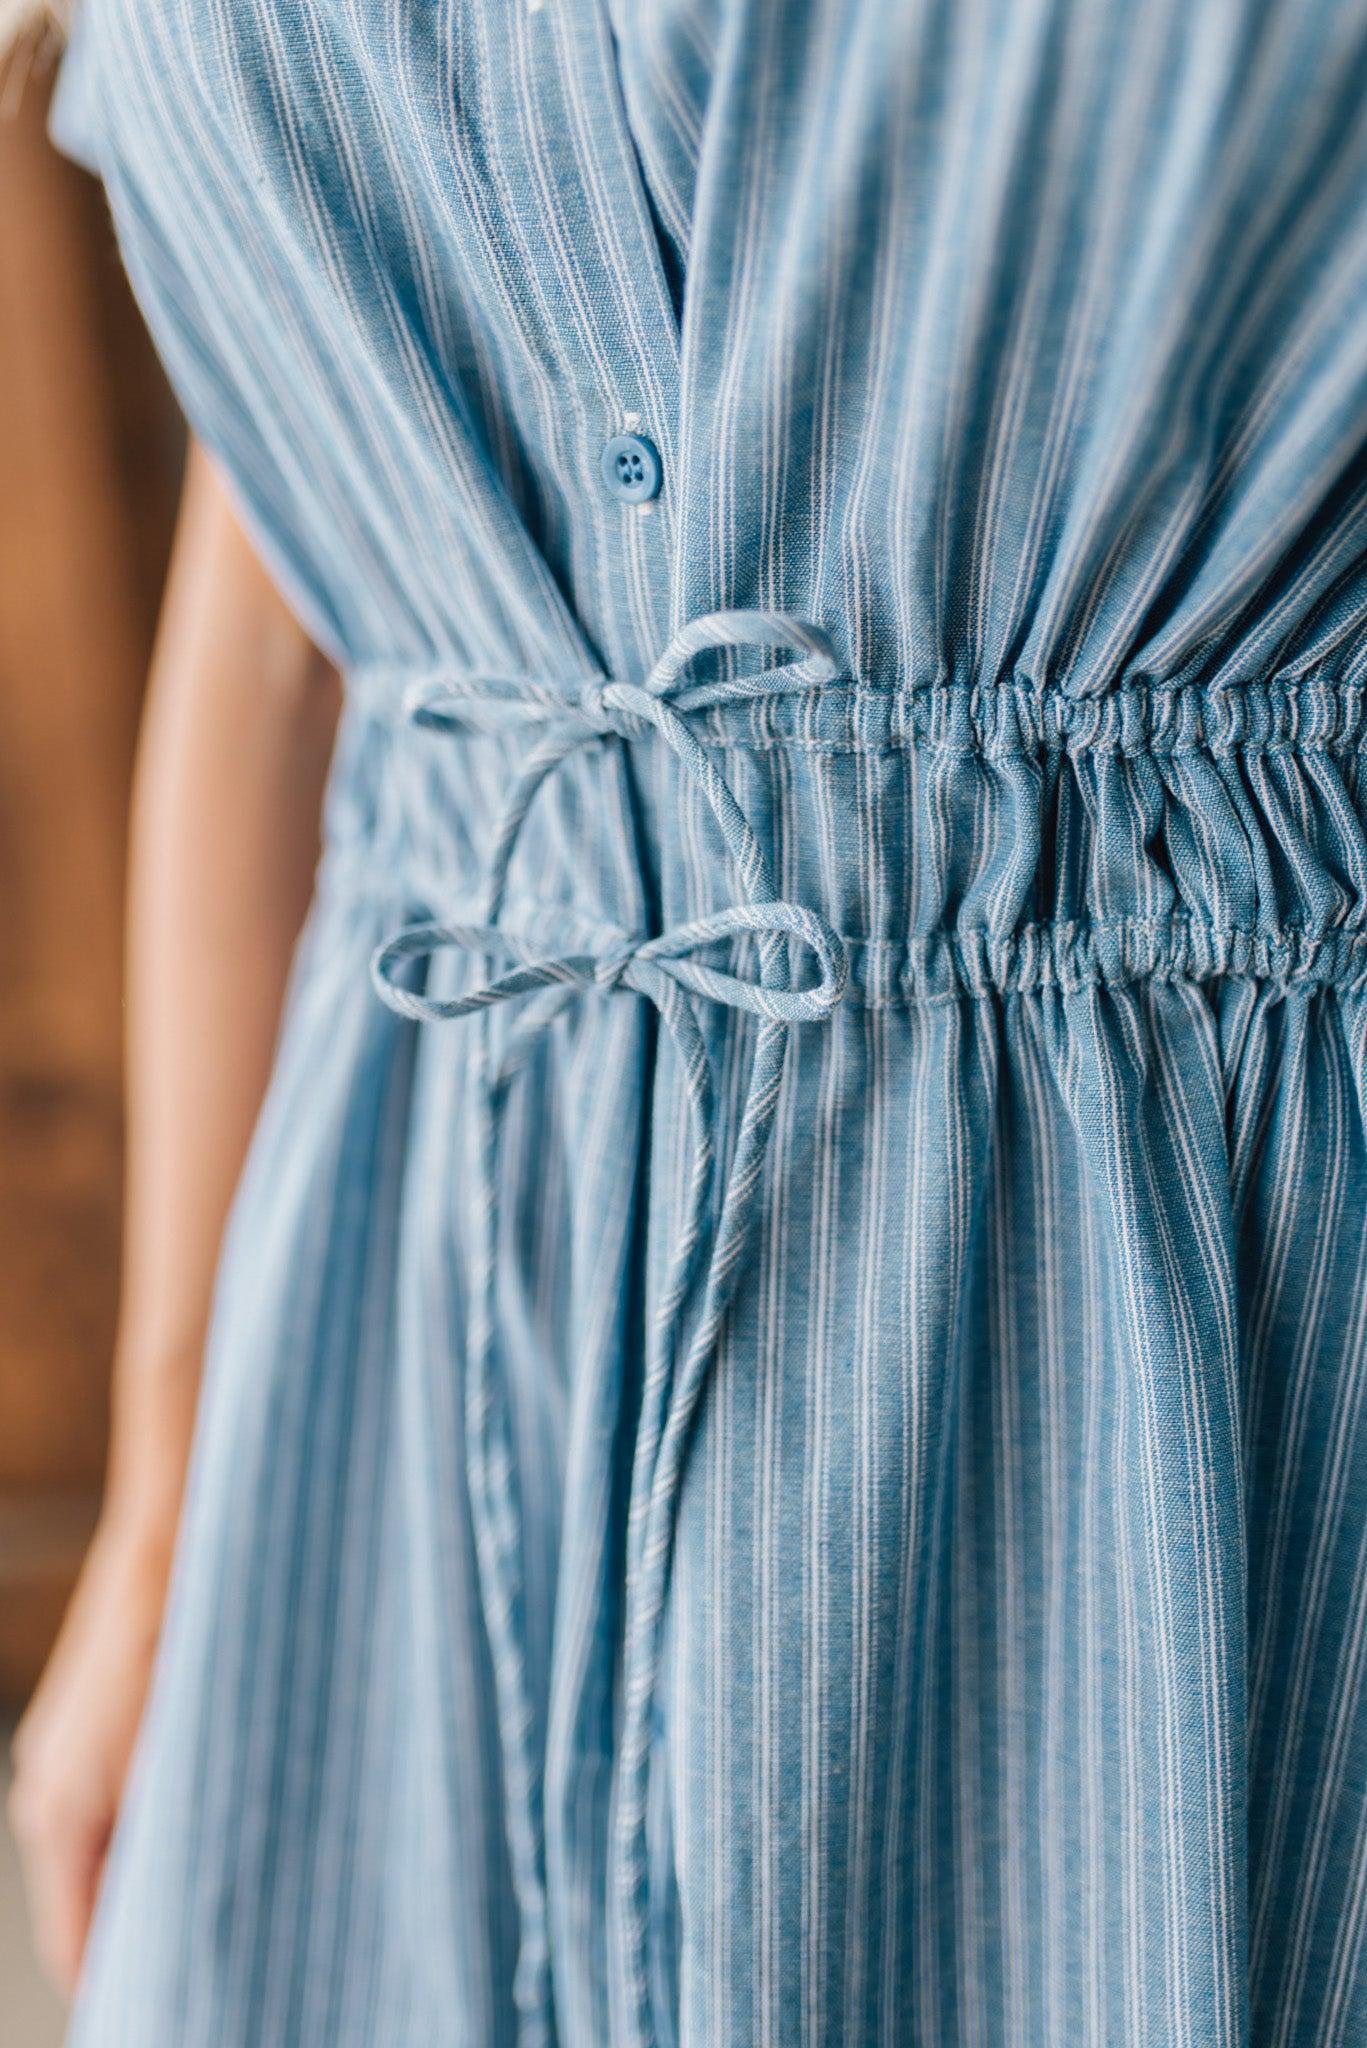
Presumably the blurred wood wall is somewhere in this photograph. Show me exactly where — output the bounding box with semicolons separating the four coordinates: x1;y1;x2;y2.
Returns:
0;47;182;1705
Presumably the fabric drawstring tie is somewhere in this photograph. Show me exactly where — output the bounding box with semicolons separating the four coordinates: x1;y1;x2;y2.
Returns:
369;609;849;2048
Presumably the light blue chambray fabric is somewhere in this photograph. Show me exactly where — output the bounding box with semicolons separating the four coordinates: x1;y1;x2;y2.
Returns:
49;3;1367;2044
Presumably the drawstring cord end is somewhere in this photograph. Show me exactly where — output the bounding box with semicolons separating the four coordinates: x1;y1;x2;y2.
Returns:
366;608;848;2048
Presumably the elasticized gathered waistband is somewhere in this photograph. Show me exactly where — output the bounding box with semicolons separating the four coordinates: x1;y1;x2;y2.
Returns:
347;661;1367;759
332;649;1367;1007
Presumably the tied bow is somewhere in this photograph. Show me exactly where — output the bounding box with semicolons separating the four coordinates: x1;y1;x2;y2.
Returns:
372;899;846;1031
367;610;847;2048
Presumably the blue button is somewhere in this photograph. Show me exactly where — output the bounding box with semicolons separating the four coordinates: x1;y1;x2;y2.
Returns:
601;432;662;504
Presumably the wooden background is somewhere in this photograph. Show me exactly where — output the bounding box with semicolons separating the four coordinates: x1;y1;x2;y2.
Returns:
0;49;182;1706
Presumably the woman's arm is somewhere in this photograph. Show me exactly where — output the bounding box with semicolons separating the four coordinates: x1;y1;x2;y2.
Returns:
8;439;341;1997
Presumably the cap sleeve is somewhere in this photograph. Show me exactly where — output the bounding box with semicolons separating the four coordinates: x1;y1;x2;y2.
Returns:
47;8;104;177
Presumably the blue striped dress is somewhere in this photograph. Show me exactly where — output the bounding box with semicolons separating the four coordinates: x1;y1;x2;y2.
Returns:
50;2;1367;2043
